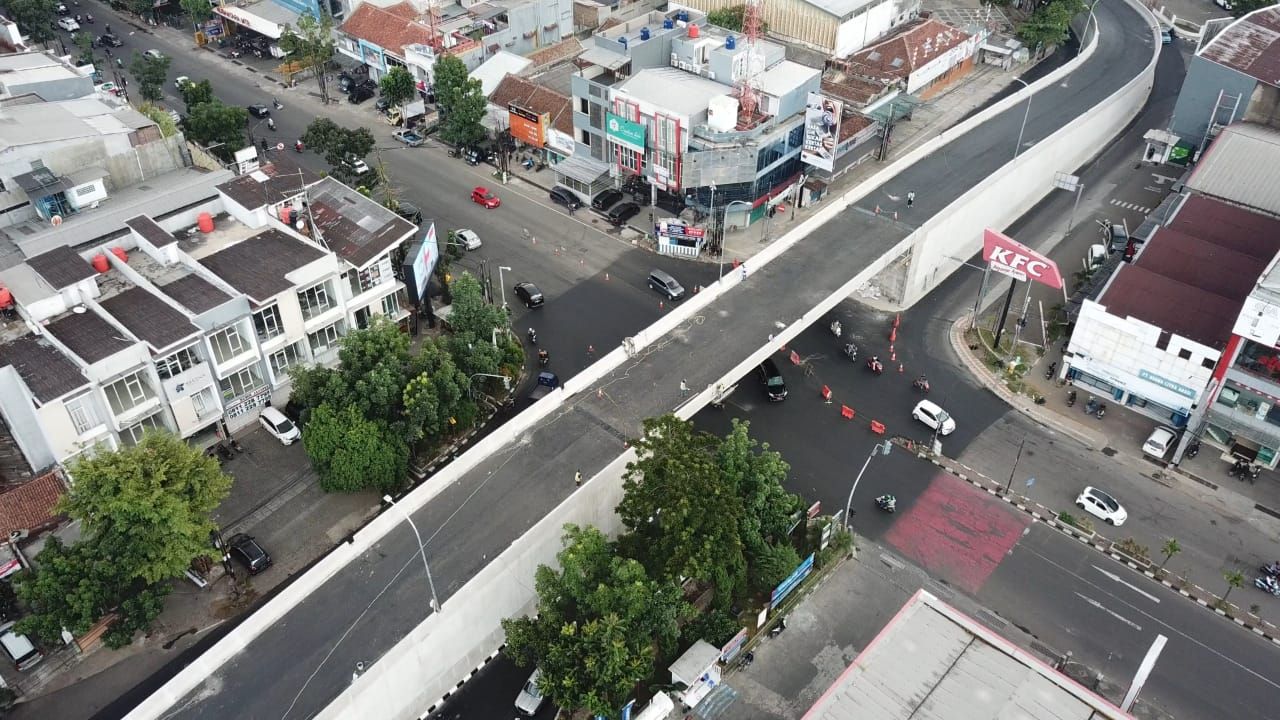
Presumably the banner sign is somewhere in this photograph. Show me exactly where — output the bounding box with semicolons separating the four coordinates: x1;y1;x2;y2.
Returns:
770;553;815;608
719;628;748;662
982;228;1062;289
606;112;646;152
800;92;842;172
508;103;546;148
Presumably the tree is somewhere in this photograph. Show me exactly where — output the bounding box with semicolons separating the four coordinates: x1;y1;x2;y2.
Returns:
6;0;58;44
706;5;768;32
302;117;376;187
380;66;416;108
280;12;336;103
183;100;248;158
130;51;172;102
73;31;95;65
303;403;409;492
502;525;689;716
1222;569;1245;603
434;55;487;147
403;338;474;443
126;0;156;19
179;78;214;109
335;317;413;424
180;0;213;25
447;272;507;341
717;419;802;564
1017;0;1084;51
1159;538;1181;570
138;103;180;137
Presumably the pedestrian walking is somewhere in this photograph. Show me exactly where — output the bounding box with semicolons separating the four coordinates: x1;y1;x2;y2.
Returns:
906;190;916;208
587;344;595;357
680;379;690;397
574;470;582;487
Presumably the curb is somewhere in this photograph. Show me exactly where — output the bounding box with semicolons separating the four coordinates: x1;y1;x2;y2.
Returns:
422;643;506;717
904;440;1280;645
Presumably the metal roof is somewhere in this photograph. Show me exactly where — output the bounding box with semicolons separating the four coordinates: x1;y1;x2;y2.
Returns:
617;68;729;118
801;0;878;20
1199;6;1280;87
1185;123;1280;217
802;590;1132;720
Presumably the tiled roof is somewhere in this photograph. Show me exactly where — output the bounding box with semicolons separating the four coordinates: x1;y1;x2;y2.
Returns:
125;214;179;248
99;286;198;352
26;245;95;289
308;177;416;269
45;309;133;364
160;274;231;314
490;74;575;135
845;17;971;82
526;37;584;69
198;229;326;302
340;1;434;56
1200;6;1280;87
821;76;887;106
838;114;874;141
217;157;320;211
0;334;88;403
0;470;66;537
1167;194;1280;260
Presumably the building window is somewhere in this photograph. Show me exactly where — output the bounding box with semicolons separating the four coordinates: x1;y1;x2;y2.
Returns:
308;322;342;354
65;392;99;435
298;282;334;321
788;123;805;150
191;390;211;419
219;365;265;399
1203;357;1216;370
1234;338;1280;383
1177;348;1192;361
156;345;201;379
103;371;156;416
579;97;588;113
1155;331;1171;350
76;184;97;197
253;305;285;342
120;412;164;447
381;292;400;317
269;342;303;377
209;325;249;365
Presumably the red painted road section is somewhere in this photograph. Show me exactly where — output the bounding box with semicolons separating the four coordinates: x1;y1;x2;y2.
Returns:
884;472;1031;593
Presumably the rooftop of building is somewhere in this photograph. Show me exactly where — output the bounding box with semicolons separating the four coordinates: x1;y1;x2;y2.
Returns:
1184;122;1280;218
0;97;150;151
1199;6;1280;87
96;272;199;353
44;306;134;364
1099;195;1280;349
216;157;319;211
308;177;415;270
526;37;584;70
804;589;1129;719
0;333;87;404
843;16;973;83
27;244;95;290
0;53;87;85
490;73;575;135
472;51;533;97
159;273;232;315
757;60;820;98
339;1;435;55
801;0;888;21
0;470;66;538
197;228;326;303
526;60;577;97
821;74;890;106
616;67;730;118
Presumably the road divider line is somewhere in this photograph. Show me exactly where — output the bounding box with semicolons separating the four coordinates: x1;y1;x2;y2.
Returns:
1075;592;1142;631
1093;565;1160;603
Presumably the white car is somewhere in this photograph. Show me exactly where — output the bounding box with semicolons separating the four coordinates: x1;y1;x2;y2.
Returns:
1214;0;1233;10
258;407;301;445
455;228;482;250
1142;426;1177;459
514;669;546;716
144;49;165;60
1075;486;1128;526
174;76;191;90
347;158;370;175
912;399;956;436
57;16;80;31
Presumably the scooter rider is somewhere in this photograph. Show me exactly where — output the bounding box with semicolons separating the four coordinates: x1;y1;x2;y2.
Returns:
875;494;896;512
537;349;549;366
914;374;930;392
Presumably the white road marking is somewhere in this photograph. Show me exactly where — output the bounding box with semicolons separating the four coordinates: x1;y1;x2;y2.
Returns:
1108;198;1152;213
1076;592;1143;631
1093;565;1161;603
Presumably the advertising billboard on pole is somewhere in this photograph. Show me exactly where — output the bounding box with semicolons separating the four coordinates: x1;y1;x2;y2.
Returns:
801;92;842;172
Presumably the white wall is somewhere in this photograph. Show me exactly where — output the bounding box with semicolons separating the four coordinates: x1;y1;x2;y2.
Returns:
1234;291;1280;347
833;0;915;59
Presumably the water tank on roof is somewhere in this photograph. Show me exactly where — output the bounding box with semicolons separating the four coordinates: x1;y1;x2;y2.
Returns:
197;212;214;233
92;254;109;273
663;19;673;29
640;27;650;41
688;24;700;39
726;35;736;49
110;247;127;263
281;207;293;225
620;36;628;49
677;10;689;21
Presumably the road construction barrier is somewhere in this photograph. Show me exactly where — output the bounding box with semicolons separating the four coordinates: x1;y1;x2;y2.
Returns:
841;405;855;420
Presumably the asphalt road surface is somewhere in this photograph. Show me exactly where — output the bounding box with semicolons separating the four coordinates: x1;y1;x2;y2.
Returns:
120;1;1164;717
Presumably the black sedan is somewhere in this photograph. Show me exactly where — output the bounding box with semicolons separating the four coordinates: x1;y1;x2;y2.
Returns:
607;202;641;226
98;33;123;47
591;189;623;211
513;281;545;308
348;84;376;104
247;104;271;118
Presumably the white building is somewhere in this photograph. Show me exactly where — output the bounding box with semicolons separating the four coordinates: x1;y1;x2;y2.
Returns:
672;0;919;59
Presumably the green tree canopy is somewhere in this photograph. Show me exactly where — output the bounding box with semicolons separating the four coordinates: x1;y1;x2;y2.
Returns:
502;525;689;716
73;31;95;65
280;12;336;102
302;117;376;186
7;0;58;44
1017;0;1084;51
403;337;474;442
130;51;172;102
447;272;507;341
705;5;768;32
303;403;409;492
178;77;214;108
180;0;213;25
434;55;487;147
184;100;248;158
379;65;416;108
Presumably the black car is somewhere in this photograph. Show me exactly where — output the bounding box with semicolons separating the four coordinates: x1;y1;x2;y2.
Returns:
549;186;581;210
757;358;788;402
98;33;123;47
514;281;544;308
337;71;358;93
395;201;423;225
374;96;391;113
607;202;641;226
247;104;271;118
227;533;272;575
348;84;376;104
591;189;623;211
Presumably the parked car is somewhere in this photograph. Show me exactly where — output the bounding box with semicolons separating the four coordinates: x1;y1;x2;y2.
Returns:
347;84;376;104
56;2;69;14
591;189;623;211
1075;486;1128;526
57;16;80;31
395;201;423;225
607;201;641;226
247;104;271;118
471;186;500;208
98;33;123;47
911;399;956;436
227;533;273;575
374;96;391;113
143;49;164;60
549;186;581;210
392;129;424;147
258;406;301;445
462;146;490;165
0;621;43;671
454;228;482;251
757;358;788;401
1214;0;1233;9
1142;426;1178;459
345;157;371;175
515;669;546;716
647;269;685;301
174;75;191;90
514;281;544;308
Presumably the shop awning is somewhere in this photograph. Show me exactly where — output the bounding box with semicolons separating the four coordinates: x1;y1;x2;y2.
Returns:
554;155;610;185
580;46;629;71
214;0;300;39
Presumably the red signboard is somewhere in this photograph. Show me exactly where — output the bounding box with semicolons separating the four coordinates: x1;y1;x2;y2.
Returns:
508;104;546;148
982;229;1062;289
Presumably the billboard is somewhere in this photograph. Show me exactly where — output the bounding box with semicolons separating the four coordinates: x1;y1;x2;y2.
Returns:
800;92;842;172
982;228;1062;289
508;104;546;148
606;112;646;152
401;221;439;305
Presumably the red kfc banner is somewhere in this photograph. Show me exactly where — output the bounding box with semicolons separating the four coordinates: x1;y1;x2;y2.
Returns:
982;229;1062;289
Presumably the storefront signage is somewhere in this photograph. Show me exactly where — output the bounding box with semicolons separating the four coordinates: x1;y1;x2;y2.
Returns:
801;92;842;172
214;5;286;39
982;229;1062;289
1139;369;1198;399
508;103;546;148
654;221;705;243
770;553;815;608
545;128;575;156
606;112;646;152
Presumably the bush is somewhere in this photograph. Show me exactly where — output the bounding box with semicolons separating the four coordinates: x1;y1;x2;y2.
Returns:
748;542;802;595
1116;538;1149;562
1057;512;1093;534
681;608;742;647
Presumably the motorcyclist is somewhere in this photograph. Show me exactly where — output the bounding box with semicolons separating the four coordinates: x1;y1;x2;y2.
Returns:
537;349;549;366
830;320;842;338
527;327;537;344
868;355;882;373
876;494;896;511
915;374;929;391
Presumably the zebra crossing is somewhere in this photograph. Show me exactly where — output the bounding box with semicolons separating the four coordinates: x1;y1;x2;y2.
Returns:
1109;198;1151;214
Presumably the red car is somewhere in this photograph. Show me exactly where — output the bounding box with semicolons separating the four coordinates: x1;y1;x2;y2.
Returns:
471;186;500;208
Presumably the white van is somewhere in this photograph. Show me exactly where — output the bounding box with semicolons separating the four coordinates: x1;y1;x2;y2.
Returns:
0;621;43;671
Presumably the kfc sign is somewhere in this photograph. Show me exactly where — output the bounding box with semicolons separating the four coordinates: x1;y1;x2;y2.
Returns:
982;229;1062;289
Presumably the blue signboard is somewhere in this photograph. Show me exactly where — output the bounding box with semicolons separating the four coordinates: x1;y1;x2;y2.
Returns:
770;553;815;608
1138;369;1198;399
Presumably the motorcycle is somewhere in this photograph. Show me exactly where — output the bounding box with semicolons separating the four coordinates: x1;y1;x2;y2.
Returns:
830;320;842;339
1249;463;1261;483
266;117;276;131
538;349;549;367
1067;389;1077;407
769;617;787;637
526;327;538;345
1185;439;1201;459
1045;361;1057;380
913;377;930;394
866;357;883;375
739;651;755;669
294;140;304;153
273;98;283;110
875;494;897;513
1084;397;1098;415
1230;459;1249;478
85;13;93;23
1255;575;1280;597
1095;403;1106;420
842;343;857;362
1259;561;1280;577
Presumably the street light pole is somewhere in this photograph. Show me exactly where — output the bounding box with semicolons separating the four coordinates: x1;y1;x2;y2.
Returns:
382;495;441;613
497;266;512;311
844;441;892;530
710;184;722;280
1013;78;1032;158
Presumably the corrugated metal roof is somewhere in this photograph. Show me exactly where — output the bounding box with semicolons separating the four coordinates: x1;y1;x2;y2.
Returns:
1185;123;1280;217
1199;6;1280;87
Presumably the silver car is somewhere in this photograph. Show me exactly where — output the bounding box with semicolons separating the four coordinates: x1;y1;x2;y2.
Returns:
515;669;546;716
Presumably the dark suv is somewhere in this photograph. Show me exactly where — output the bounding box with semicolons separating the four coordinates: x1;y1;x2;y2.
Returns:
607;202;641;226
757;359;787;402
347;81;377;104
227;533;272;575
591;189;623;211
